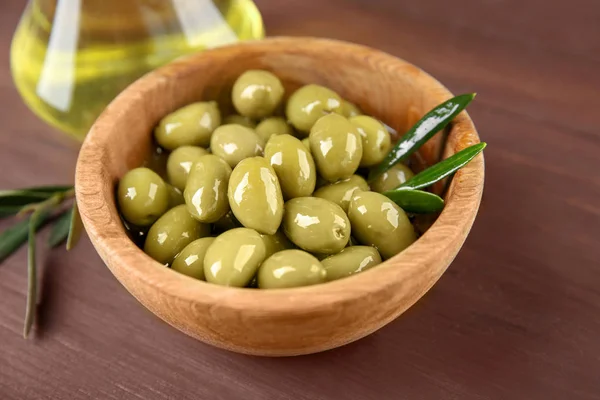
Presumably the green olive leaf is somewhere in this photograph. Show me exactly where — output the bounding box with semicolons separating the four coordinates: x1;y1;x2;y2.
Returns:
0;191;50;207
398;142;486;191
0;185;74;196
369;93;476;181
66;202;82;251
0;212;49;263
0;186;74;219
0;205;25;218
24;210;43;338
384;189;445;214
48;209;72;248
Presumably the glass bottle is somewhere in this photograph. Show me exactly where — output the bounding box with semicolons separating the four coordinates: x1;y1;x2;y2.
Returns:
11;0;264;139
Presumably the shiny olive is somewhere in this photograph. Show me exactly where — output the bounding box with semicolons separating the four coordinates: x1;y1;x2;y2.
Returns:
118;167;169;227
144;205;210;264
309;113;363;182
264;134;316;199
313;175;369;212
166;146;209;190
282;197;350;254
347;191;416;259
210;124;264;168
255;117;293;144
232;70;284;119
322;246;381;281
286;84;343;134
370;163;415;193
228;157;284;235
171;237;216;280
212;211;239;234
166;184;185;207
349;115;392;167
184;154;232;223
154;102;220;150
223;114;256;128
341;100;362;118
260;231;295;259
203;228;266;287
257;250;327;289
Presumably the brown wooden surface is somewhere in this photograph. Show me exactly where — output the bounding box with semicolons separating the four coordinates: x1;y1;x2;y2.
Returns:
0;0;598;398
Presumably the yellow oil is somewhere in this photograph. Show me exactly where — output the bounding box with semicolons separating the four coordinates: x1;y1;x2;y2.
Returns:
11;0;264;139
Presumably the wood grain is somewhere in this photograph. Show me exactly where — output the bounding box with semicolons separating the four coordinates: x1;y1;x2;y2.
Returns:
75;37;483;356
0;0;599;398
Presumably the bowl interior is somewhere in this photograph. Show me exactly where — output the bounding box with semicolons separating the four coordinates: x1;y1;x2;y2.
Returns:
76;37;483;356
103;39;462;182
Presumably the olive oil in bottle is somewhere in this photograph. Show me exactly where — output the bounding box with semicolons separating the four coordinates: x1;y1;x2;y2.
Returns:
11;0;264;139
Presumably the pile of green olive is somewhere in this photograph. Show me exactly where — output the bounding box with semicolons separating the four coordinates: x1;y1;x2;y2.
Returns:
117;70;419;289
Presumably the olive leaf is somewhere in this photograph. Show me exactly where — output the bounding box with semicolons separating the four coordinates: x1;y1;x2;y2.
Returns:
0;183;80;339
24;210;43;338
369;93;476;181
66;202;82;251
397;142;487;191
0;205;25;218
0;191;51;218
384;142;486;214
48;209;72;248
0;212;50;263
0;185;73;196
384;189;445;214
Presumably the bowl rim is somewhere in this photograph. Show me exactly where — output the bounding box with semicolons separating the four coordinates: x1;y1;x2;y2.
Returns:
75;36;484;316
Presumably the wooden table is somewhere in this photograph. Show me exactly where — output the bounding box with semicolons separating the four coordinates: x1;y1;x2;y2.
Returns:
1;0;599;399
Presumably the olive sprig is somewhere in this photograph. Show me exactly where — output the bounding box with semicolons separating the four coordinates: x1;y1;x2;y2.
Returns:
368;93;485;213
0;185;82;338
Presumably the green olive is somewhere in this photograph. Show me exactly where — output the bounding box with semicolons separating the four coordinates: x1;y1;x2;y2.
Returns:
210;124;264;168
347;191;416;259
257;250;327;289
255;117;293;144
232;70;284;119
183;154;232;223
341;100;362;118
166;184;185;207
154;101;220;150
171;237;216;280
144;205;210;264
370;163;415;193
212;211;239;234
264;134;316;199
223;114;256;128
282;197;350;254
204;228;266;287
322;246;381;281
313;175;369;212
309;113;363;182
349;115;392;167
166;146;209;190
286;84;343;134
260;231;295;259
118;167;169;227
228;157;284;235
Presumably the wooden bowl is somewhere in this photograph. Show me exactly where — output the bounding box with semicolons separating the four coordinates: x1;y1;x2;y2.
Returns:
75;37;484;356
